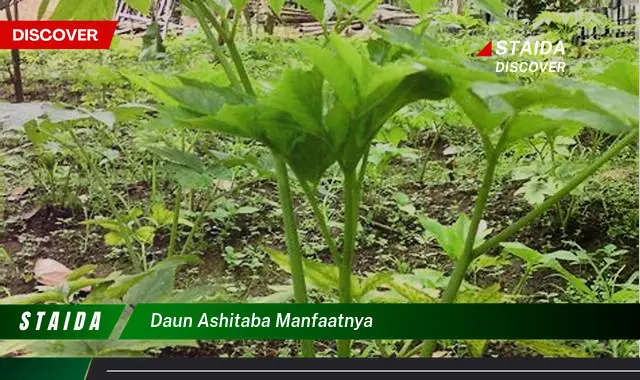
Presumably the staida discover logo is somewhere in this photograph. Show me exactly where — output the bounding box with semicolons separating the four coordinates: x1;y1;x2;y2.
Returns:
476;40;566;73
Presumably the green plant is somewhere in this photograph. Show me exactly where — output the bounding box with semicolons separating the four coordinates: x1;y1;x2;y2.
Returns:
373;25;638;356
532;10;614;52
509;133;587;231
124;2;637;359
0;103;152;271
0;254;222;357
121;0;463;358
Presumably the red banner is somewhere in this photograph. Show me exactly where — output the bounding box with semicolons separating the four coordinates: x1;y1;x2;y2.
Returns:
0;21;118;50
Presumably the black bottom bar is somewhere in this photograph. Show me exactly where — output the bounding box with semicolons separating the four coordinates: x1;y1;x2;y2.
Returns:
87;358;640;380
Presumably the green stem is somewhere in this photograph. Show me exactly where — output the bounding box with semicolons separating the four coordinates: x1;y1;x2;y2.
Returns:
67;130;141;272
194;0;254;97
472;129;638;260
300;182;340;263
226;38;254;96
421;149;501;357
274;158;315;358
187;2;242;91
167;187;182;257
338;169;360;357
189;1;313;357
513;265;533;296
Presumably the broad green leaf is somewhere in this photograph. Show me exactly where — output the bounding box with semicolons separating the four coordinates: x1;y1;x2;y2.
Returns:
514;178;555;205
515;340;591;357
67;264;97;281
267;249;341;293
268;249;377;299
24;121;53;146
261;70;325;137
512;165;538;180
471;81;637;131
200;69;338;185
0;291;65;304
105;231;128;246
124;0;154;14
505;113;578;144
296;0;326;21
124;73;251;116
162;286;218;303
611;289;638;303
406;0;438;16
153;76;249;115
299;38;361;111
457;283;506;303
472;0;506;19
565;82;638;124
387;281;438;303
546;250;580;262
501;243;594;297
353;272;393;301
172;166;213;190
123;269;175;304
420;215;491;262
151;203;174;227
250;286;295;303
355;68;452;168
334;0;383;21
186;111;255;140
268;0;286;13
149;146;205;173
500;242;547;265
466;340;488;357
52;0;116;20
451;87;509;136
104;255;200;299
135;226;156;245
230;0;249;12
593;61;638;95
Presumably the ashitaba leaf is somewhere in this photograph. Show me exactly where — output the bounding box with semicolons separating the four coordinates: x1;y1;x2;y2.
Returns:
130;35;454;184
300;35;454;171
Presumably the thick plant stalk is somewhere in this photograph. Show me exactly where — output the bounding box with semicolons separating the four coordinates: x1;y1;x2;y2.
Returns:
275;158;315;358
421;128;638;357
421;149;500;357
300;182;340;263
187;1;242;91
338;169;360;357
189;1;313;357
226;37;255;97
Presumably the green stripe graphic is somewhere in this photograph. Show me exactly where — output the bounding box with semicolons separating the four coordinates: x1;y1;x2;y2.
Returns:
119;303;640;340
